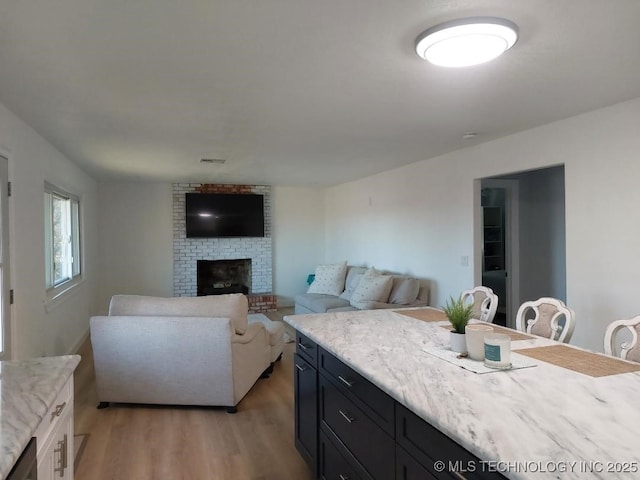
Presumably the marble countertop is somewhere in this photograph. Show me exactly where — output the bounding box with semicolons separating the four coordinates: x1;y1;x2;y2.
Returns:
0;355;80;479
285;308;640;480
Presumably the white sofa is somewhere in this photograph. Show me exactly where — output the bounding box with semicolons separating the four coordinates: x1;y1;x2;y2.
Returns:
90;293;278;413
295;264;430;314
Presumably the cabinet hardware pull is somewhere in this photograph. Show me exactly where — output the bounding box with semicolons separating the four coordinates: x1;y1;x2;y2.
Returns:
53;434;68;477
338;409;355;423
297;342;309;350
62;433;68;470
339;475;350;480
295;364;307;372
337;375;354;387
50;401;67;421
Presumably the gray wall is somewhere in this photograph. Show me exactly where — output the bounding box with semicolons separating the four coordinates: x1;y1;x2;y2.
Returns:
515;166;566;302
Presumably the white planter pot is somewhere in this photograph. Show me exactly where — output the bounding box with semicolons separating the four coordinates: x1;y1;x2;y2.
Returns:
450;331;467;353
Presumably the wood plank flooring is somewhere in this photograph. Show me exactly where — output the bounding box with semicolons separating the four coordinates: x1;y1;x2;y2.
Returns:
73;310;312;480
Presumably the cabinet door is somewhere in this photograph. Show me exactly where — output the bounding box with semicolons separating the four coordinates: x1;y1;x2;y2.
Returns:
319;431;366;480
38;407;74;480
396;404;504;480
319;375;395;480
294;353;318;475
396;445;437;480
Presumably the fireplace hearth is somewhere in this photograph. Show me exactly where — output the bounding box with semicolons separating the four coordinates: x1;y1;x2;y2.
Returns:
197;259;252;296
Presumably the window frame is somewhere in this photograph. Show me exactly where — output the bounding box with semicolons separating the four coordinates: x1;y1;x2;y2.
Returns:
44;182;82;300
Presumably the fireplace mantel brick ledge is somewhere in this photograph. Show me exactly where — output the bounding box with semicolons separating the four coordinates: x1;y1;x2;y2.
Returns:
247;294;277;313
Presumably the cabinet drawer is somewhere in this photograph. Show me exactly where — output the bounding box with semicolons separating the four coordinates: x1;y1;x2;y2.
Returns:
296;331;318;367
319;431;368;480
293;353;318;474
396;404;505;480
34;376;73;446
319;347;395;435
396;445;437;480
319;375;394;480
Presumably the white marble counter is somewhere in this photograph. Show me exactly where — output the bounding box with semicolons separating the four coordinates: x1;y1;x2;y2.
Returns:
285;309;640;480
0;355;80;479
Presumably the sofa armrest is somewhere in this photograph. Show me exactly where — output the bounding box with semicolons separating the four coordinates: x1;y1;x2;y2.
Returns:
231;321;267;345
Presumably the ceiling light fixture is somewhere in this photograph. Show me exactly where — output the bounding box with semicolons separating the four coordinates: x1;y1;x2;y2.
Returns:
415;17;518;67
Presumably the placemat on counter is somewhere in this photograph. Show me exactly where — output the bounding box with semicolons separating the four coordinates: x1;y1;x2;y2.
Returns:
515;344;640;377
438;323;534;341
397;308;447;322
484;324;535;341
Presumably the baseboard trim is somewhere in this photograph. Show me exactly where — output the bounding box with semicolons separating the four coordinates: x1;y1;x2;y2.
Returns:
69;328;90;355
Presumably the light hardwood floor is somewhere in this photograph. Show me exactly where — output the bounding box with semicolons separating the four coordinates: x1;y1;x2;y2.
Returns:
73;309;313;480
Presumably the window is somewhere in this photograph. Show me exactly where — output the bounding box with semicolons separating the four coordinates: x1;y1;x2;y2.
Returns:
45;183;81;295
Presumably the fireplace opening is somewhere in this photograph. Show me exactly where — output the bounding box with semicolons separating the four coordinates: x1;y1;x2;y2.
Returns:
197;259;252;296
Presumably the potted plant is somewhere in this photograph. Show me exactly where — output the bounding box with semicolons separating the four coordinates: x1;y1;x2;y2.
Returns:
443;296;474;353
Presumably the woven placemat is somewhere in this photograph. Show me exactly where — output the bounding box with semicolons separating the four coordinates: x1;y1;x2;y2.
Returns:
438;323;534;341
397;308;447;322
515;344;640;377
483;324;535;341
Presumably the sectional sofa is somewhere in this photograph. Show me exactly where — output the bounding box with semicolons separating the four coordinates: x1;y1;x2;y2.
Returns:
294;263;430;314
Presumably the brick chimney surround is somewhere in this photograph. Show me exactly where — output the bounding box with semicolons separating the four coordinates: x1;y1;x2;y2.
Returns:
173;183;276;312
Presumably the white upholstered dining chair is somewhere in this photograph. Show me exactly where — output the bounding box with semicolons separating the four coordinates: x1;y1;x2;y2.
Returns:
604;316;640;362
515;297;576;343
461;286;498;323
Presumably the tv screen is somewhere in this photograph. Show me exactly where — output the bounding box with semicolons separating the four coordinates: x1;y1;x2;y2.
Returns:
185;193;265;238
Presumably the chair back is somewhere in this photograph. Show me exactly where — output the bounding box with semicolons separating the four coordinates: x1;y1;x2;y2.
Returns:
461;286;498;323
515;297;575;343
604;316;640;362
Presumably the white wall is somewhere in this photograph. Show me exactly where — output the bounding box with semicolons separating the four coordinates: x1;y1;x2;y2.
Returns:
0;103;98;359
515;167;566;302
325;97;640;352
95;184;325;308
96;183;173;312
272;187;325;306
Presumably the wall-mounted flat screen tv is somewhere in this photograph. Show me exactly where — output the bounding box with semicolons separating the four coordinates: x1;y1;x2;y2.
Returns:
185;193;265;238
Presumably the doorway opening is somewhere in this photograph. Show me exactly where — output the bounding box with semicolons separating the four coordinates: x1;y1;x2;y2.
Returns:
475;165;566;328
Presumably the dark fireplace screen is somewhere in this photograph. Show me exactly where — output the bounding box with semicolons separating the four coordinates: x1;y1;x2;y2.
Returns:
197;259;252;296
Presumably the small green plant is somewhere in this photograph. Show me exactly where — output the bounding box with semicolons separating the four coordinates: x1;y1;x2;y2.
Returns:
442;296;474;334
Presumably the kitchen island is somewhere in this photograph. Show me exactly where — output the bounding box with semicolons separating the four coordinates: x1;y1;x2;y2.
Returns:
0;355;80;479
285;308;640;480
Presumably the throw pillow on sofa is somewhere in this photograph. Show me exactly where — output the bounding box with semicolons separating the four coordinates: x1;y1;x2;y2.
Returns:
388;277;420;305
307;261;348;296
339;272;364;301
350;269;393;308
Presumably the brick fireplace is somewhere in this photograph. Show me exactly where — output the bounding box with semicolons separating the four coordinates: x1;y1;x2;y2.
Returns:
197;259;251;296
173;183;276;311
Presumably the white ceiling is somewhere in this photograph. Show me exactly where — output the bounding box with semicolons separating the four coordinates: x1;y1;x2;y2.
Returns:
1;0;639;186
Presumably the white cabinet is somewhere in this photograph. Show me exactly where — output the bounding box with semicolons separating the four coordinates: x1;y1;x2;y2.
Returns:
35;376;74;480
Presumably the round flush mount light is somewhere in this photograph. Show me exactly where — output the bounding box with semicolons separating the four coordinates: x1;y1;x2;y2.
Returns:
415;17;518;67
